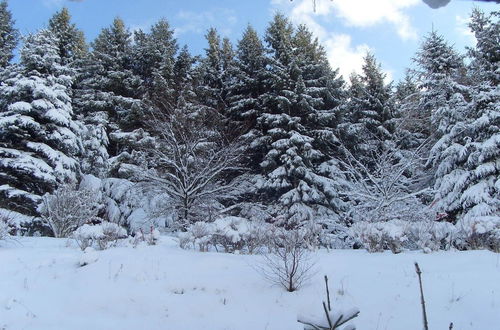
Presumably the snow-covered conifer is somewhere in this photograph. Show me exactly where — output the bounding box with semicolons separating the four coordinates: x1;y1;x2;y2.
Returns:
253;14;347;229
0;0;18;69
0;29;83;216
431;10;499;232
48;7;87;67
339;53;395;167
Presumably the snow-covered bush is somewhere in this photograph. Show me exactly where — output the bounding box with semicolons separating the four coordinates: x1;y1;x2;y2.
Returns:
406;221;455;252
73;222;127;250
79;247;99;267
132;227;161;246
179;221;213;252
455;217;500;252
245;220;276;254
318;217;355;249
260;229;316;292
351;221;409;253
179;217;275;253
351;220;457;253
39;184;102;238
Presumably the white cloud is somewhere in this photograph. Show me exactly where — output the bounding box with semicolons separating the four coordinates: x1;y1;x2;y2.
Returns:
323;34;371;79
278;0;419;40
174;9;238;37
272;0;401;80
455;15;476;46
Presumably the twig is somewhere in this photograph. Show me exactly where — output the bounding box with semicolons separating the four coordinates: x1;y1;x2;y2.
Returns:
325;275;331;311
414;262;429;330
322;301;333;329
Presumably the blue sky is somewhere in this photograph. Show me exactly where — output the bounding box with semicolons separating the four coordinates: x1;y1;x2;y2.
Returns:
8;0;498;81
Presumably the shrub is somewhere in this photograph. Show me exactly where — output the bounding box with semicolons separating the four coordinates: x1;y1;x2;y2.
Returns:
259;229;316;292
407;221;455;252
351;220;408;253
179;217;274;253
73;222;127;250
178;221;213;252
351;220;460;253
455;217;500;252
132;227;161;246
39;184;102;238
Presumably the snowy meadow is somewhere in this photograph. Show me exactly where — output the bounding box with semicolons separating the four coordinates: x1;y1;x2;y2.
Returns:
1;236;500;330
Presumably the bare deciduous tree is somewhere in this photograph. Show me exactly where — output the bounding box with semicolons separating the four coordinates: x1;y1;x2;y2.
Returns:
260;229;316;292
130;107;245;229
339;141;431;223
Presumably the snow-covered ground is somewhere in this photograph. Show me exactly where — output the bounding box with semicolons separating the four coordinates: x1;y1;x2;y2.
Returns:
1;236;499;330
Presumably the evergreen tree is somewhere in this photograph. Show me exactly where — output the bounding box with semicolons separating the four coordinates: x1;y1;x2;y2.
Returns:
226;25;267;135
172;45;198;108
393;72;424;150
133;18;178;112
74;17;142;176
293;24;345;156
253;14;347;228
339;53;395;167
0;0;18;69
413;31;468;140
467;9;499;86
197;28;235;116
0;30;82;216
88;17;142;129
48;7;87;67
432;10;499;227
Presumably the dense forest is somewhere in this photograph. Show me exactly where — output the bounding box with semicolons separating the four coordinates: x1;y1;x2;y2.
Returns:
0;1;498;252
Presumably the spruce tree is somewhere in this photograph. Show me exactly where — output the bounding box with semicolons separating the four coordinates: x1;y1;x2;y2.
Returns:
74;18;143;176
339;53;395;167
432;10;499;227
133;18;178;112
253;14;347;228
173;45;198;108
0;30;83;216
48;7;87;67
197;28;235;116
226;25;267;133
0;0;18;69
413;31;468;140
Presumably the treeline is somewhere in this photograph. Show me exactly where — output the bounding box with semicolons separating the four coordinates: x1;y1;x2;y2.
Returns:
0;2;498;251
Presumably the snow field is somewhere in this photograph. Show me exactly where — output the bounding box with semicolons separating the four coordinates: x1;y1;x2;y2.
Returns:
1;236;499;330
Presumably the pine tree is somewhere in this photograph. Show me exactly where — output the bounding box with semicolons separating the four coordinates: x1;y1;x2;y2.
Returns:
133;18;178;112
0;30;83;216
393;72;424;150
0;0;18;69
88;17;142;130
226;25;267;134
48;7;87;67
253;14;347;228
431;10;500;228
413;31;468;140
197;28;235;116
74;17;143;176
293;24;345;156
339;53;395;167
173;45;198;108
